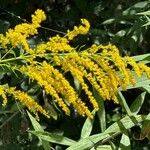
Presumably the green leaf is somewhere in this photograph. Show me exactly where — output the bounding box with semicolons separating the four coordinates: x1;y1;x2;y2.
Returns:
44;103;58;120
130;92;146;115
132;53;150;62
27;111;43;131
90;29;111;36
105;114;150;134
90;147;96;150
142;86;150;94
109;141;116;150
134;1;149;8
93;88;106;132
80;110;95;139
30;130;76;146
123;1;149;15
115;30;126;37
117;116;131;150
67;114;150;150
143;16;150;27
0;64;11;73
116;92;132;116
118;133;131;150
125;73;150;90
140;120;150;140
137;10;150;16
96;145;112;150
102;19;115;25
74;77;81;93
27;111;50;150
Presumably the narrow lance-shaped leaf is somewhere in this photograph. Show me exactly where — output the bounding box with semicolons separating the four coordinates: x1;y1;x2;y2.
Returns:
140;120;150;140
118;120;131;150
27;111;50;150
80;110;96;139
132;53;150;62
93;87;106;132
116;91;132;116
130;92;146;115
96;145;112;150
67;114;150;150
30;130;76;146
142;86;150;94
118;133;131;150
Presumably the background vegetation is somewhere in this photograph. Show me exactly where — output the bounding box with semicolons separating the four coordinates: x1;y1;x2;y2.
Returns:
0;0;150;150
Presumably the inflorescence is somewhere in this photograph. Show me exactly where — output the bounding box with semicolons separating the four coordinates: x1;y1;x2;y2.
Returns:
0;9;150;118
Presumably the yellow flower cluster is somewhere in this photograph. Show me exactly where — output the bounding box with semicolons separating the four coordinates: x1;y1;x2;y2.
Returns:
0;86;8;107
31;9;46;28
0;9;150;118
0;9;90;55
0;85;49;118
36;35;74;53
66;19;90;40
0;9;46;54
52;44;150;106
86;44;146;91
8;87;49;118
59;55;99;110
138;63;150;78
35;18;90;54
21;62;92;118
21;64;70;115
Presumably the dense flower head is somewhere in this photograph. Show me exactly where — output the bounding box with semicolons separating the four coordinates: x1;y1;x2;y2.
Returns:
35;35;74;54
8;87;49;118
66;19;90;40
31;9;46;27
21;64;71;115
0;85;49;118
0;9;150;118
0;86;8;107
35;19;90;54
21;62;93;117
0;9;46;54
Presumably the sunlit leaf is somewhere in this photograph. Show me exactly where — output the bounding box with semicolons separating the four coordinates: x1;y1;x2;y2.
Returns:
130;92;146;115
30;130;76;146
67;114;150;150
96;145;112;150
27;111;50;150
80;110;95;139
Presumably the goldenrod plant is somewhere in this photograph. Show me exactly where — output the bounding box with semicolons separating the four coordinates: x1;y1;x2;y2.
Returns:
0;9;150;120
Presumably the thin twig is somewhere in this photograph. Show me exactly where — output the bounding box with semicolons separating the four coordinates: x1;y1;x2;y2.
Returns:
0;111;14;114
0;7;66;35
0;111;20;129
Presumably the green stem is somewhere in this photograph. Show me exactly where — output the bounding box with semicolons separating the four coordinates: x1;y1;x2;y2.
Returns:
0;52;82;63
0;111;19;129
0;54;49;63
0;53;75;63
0;52;147;64
0;55;27;63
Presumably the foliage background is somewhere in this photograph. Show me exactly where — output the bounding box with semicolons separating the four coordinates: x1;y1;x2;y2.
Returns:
0;0;150;150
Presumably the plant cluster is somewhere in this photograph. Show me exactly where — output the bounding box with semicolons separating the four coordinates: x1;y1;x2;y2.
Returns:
0;1;150;149
0;9;150;120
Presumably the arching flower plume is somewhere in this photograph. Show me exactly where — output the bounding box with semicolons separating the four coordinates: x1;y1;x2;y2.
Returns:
0;9;150;118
